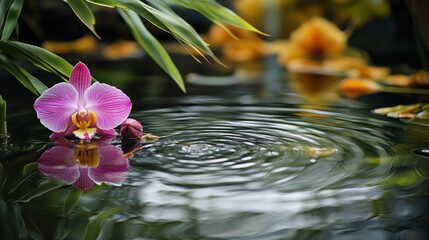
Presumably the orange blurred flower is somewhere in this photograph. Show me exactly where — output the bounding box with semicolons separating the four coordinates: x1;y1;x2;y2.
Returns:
339;78;381;98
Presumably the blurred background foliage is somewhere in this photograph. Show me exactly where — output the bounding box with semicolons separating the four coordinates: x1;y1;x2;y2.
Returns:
1;0;429;113
1;0;428;95
0;0;262;95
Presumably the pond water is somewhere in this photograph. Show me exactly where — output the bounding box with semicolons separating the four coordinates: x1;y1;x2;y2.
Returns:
1;58;429;239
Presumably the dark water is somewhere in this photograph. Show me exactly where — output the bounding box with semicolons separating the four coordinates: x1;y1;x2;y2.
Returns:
1;59;429;240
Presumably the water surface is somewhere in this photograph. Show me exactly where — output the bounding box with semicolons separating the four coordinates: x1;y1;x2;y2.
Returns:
1;63;429;240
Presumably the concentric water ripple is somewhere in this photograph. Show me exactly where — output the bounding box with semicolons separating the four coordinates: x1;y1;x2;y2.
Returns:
129;105;398;191
102;105;429;239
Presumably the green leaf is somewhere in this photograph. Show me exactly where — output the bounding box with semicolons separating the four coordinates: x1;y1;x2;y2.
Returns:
0;53;39;95
116;0;222;65
66;0;100;38
0;40;74;81
7;163;38;195
53;219;71;240
17;178;64;202
1;0;23;40
169;0;266;35
119;9;186;93
63;188;82;216
0;0;14;34
85;0;125;8
0;53;47;95
8;201;28;239
83;207;120;240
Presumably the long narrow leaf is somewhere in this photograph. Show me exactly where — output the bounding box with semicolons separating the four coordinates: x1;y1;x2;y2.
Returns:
83;207;120;240
66;0;100;38
0;53;39;95
169;0;266;35
1;0;23;40
7;162;38;195
85;0;125;8
53;219;71;240
116;0;222;65
146;0;218;61
0;41;74;81
22;68;48;94
63;188;82;216
0;0;14;32
119;9;186;92
0;53;48;95
17;178;64;202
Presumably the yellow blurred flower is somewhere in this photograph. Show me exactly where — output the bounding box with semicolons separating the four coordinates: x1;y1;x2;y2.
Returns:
278;17;347;64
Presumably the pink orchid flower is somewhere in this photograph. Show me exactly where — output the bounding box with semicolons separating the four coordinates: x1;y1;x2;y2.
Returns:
34;62;131;140
38;140;129;190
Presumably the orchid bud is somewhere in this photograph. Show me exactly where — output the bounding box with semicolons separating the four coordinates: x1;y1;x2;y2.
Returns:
120;118;143;139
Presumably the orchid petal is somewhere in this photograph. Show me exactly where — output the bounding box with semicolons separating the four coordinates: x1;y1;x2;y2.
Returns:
73;168;94;190
85;82;132;130
38;146;79;184
70;62;92;107
89;146;129;186
97;128;118;137
34;83;78;132
49;121;77;141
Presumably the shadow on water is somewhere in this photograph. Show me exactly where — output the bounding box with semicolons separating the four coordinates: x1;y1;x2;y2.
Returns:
1;57;429;239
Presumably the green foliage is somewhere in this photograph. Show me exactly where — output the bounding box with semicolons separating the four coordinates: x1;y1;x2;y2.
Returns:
53;219;71;240
0;0;261;94
0;0;23;40
66;0;100;38
0;41;74;82
17;178;65;203
63;188;83;216
0;53;47;95
119;9;186;92
83;207;120;240
168;0;266;36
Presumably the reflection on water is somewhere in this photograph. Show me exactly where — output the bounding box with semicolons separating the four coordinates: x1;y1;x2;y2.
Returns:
2;71;429;239
118;105;429;239
38;139;130;190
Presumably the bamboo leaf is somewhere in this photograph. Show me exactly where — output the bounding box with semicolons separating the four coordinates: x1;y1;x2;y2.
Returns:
22;67;48;94
119;9;186;93
0;0;21;40
66;0;100;38
83;207;120;240
169;0;266;35
63;188;82;216
0;53;48;95
7;162;38;195
116;0;222;65
85;0;125;8
0;40;74;81
17;178;64;202
53;219;71;240
0;0;14;30
0;53;39;95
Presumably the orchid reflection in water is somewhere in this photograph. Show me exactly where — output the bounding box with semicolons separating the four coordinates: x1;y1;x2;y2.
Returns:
34;62;131;140
38;139;130;190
